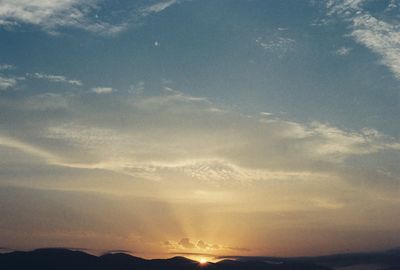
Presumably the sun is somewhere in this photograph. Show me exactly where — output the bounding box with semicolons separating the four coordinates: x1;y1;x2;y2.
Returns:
199;258;208;265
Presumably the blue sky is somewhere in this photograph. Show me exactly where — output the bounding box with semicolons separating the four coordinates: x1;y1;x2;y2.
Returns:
0;0;400;259
1;0;399;133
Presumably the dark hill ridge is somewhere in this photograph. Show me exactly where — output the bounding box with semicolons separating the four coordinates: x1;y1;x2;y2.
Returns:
1;248;400;270
0;248;332;270
219;247;400;269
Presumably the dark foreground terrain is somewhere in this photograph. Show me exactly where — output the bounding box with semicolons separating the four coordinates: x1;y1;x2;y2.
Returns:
0;248;400;270
0;248;329;270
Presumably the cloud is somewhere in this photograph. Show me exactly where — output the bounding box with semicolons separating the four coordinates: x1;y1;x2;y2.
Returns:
388;0;398;10
0;0;126;35
91;87;113;94
0;64;23;90
255;35;295;57
197;240;208;249
197;240;220;250
1;86;399;195
326;0;400;79
1;87;400;255
310;198;344;210
29;73;82;86
326;0;366;16
0;0;186;35
351;14;400;79
163;240;172;246
2;86;396;185
225;246;251;252
23;93;69;111
140;0;179;16
178;238;195;249
169;251;216;257
165;238;247;253
166;238;223;251
129;81;145;95
0;64;15;71
0;76;17;90
0;135;59;164
335;46;352;56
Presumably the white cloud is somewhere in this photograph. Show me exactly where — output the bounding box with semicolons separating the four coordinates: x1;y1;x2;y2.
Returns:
0;0;186;35
326;0;400;80
388;0;398;10
326;0;366;16
351;14;400;79
336;46;352;56
91;87;113;94
0;64;18;90
0;76;17;90
0;64;15;70
255;35;296;57
0;0;126;34
141;0;179;16
306;122;389;159
29;72;82;86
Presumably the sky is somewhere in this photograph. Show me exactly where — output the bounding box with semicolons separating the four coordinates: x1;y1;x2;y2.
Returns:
0;0;400;261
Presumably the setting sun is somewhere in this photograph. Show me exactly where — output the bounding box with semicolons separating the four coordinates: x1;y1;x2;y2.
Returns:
199;258;208;265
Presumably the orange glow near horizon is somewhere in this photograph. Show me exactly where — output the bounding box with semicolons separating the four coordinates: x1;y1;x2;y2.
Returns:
199;258;208;265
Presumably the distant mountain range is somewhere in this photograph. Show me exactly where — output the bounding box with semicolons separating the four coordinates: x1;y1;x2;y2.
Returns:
220;247;400;270
0;248;399;270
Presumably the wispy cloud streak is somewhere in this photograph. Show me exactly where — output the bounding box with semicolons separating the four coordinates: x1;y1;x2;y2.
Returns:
0;0;126;34
326;0;400;79
29;72;82;86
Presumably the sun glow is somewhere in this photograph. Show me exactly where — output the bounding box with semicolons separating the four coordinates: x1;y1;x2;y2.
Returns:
199;258;208;265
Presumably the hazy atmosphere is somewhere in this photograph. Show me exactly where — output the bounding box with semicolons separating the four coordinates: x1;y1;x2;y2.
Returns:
0;0;400;262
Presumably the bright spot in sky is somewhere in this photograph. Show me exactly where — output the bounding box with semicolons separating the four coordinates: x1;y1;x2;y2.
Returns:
154;41;159;46
199;258;208;264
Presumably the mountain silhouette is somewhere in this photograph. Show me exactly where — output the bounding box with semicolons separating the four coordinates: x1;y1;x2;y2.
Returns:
219;247;400;270
288;248;400;269
1;248;400;270
0;248;332;270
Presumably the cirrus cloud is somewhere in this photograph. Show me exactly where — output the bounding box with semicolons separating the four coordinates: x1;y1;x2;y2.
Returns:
91;87;113;94
1;86;399;189
0;0;127;34
0;0;187;35
0;76;17;90
28;72;82;86
326;0;400;80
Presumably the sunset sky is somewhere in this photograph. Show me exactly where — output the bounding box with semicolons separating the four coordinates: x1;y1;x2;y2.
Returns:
0;0;400;261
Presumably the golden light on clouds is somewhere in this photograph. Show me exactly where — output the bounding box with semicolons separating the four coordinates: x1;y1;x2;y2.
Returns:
0;80;400;258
